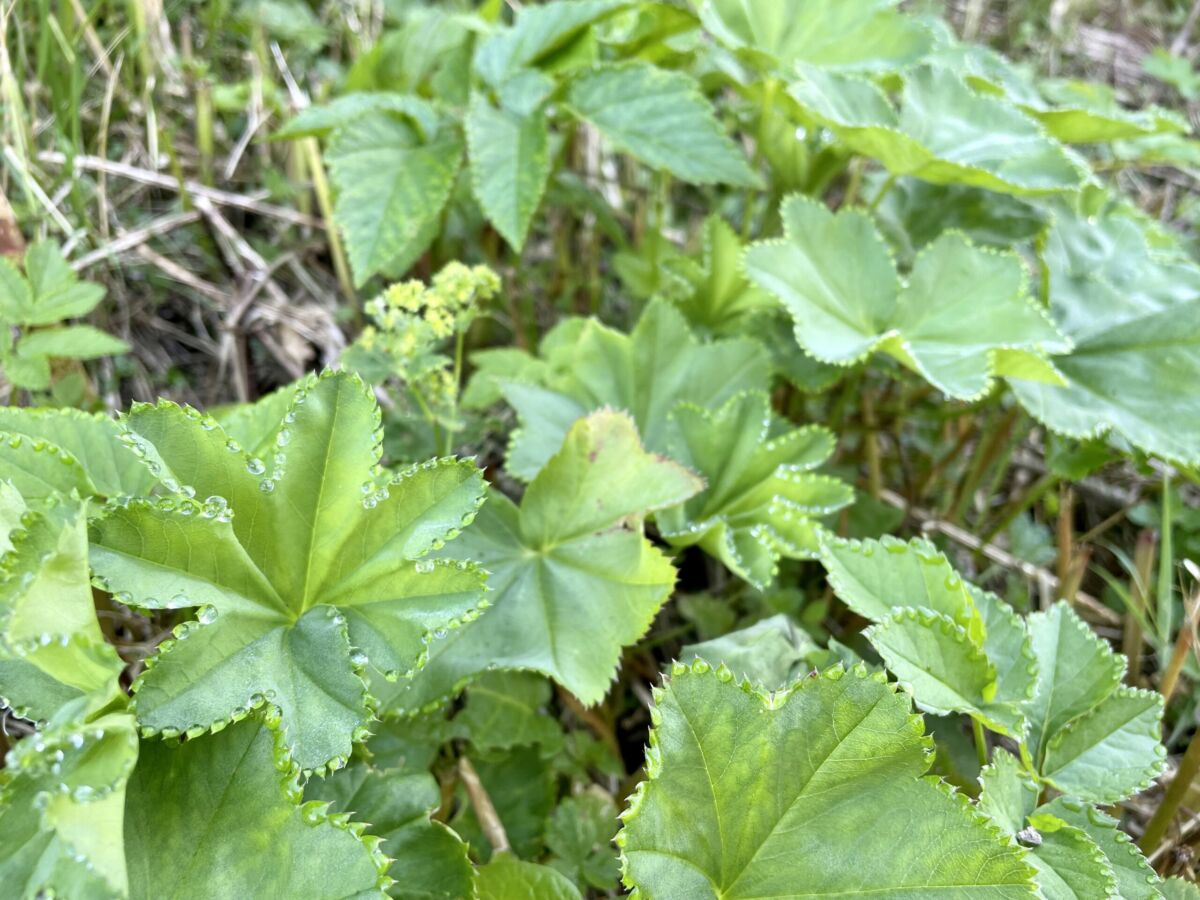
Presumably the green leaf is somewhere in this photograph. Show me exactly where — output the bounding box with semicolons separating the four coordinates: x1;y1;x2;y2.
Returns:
566;62;760;188
661;215;777;336
0;711;139;900
618;663;1036;897
0;501;124;721
17;325;128;360
1025;822;1118;900
379;409;702;711
679;613;818;690
657;391;851;588
3;353;50;391
465;94;552;251
15;241;106;326
276;93;440;140
695;0;932;73
124;718;388;899
820;536;1035;737
1009;207;1200;464
213;382;301;458
789;65;1086;195
871;177;1049;265
1024;603;1164;803
88;370;487;772
1031;78;1187;144
327;114;464;286
0;435;98;501
0;407;158;498
546;792;620;892
503;299;771;479
1039;687;1164;805
476;853;581;900
457;671;564;752
978;749;1039;835
307;764;474;900
1039;798;1161;900
746;195;1070;399
1162;878;1200;900
474;0;628;89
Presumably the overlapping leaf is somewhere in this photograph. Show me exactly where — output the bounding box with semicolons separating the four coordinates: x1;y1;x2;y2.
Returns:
307;763;474;899
657;391;851;588
377;410;702;712
0;496;124;722
88;370;488;772
789;65;1087;195
694;0;932;73
618;662;1036;898
124;718;388;898
502;299;771;478
1009;207;1200;464
678;613;819;689
1024;602;1164;804
0;407;158;500
820;535;1037;738
978;750;1162;900
0;711;139;900
746;195;1069;400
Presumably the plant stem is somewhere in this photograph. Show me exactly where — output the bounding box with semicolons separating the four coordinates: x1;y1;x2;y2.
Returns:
972;718;989;768
861;384;882;499
1139;723;1200;855
302;137;356;318
458;756;510;855
443;329;465;456
867;173;896;213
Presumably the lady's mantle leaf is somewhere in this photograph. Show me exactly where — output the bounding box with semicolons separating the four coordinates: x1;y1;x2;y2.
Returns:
657;391;852;588
618;663;1036;898
1024;602;1165;804
378;409;702;712
124;718;388;899
745;195;1070;400
307;763;474;900
789;65;1086;195
695;0;931;74
565;63;761;188
0;711;139;900
678;613;818;690
476;853;581;900
0;498;124;722
1009;208;1200;465
502;299;770;479
820;535;1036;738
89;370;487;772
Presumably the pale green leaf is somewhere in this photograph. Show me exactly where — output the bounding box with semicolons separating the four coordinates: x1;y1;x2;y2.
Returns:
465;94;552;251
327;114;464;286
1009;208;1200;464
379;410;702;711
1026;823;1118;900
17;325;128;360
0;407;158;498
566;63;760;188
457;671;563;752
19;241;106;326
307;764;474;900
0;711;138;900
745;195;1070;399
695;0;932;73
618;663;1036;898
124;718;387;899
978;749;1039;835
88;371;487;772
4;353;50;390
789;65;1086;195
0;502;124;721
213;381;301;459
1040;798;1162;900
502;299;771;479
546;792;620;892
277;92;439;140
474;0;628;88
657;391;851;588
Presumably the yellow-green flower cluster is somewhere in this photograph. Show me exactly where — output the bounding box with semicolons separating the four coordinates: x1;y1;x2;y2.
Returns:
370;262;501;340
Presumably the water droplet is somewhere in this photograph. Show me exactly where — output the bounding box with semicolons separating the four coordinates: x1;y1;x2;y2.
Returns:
275;429;291;447
197;606;218;625
415;560;434;573
349;650;368;667
225;439;242;453
259;480;275;494
246;458;266;476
